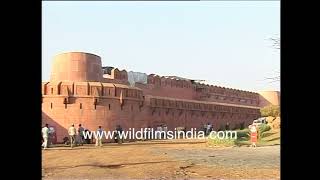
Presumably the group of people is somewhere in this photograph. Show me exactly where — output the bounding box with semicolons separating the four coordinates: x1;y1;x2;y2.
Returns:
41;123;126;149
155;124;168;139
202;123;213;136
68;124;125;147
41;123;90;149
41;124;56;149
67;124;86;148
42;121;261;149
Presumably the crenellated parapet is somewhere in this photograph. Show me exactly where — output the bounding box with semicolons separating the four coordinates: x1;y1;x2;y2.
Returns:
194;83;259;99
193;83;260;106
102;68;129;85
147;74;193;88
143;73;259;106
42;81;143;101
146;95;260;115
109;68;128;80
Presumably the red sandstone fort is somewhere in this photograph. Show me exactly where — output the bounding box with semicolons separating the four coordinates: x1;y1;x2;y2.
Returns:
42;52;280;142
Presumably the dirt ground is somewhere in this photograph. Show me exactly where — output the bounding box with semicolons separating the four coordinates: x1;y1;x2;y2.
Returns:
42;140;280;179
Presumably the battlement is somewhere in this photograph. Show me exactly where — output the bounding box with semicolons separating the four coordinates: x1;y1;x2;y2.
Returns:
102;67;129;85
147;74;194;88
194;83;259;98
146;74;258;96
42;81;143;100
143;73;259;106
146;95;259;111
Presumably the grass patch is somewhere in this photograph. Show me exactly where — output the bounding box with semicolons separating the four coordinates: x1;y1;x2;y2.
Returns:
207;127;280;147
207;137;236;147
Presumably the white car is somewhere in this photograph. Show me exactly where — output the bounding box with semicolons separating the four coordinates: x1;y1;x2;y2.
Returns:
252;117;267;127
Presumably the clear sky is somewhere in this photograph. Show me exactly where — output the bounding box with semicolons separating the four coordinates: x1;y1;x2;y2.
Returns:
42;1;280;92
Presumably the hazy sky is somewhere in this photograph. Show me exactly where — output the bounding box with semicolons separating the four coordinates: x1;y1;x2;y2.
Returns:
42;1;280;92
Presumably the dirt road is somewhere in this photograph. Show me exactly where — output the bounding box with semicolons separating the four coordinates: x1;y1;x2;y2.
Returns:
42;141;280;179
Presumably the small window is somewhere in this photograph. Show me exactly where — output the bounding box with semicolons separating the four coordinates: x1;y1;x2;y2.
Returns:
51;88;53;94
80;103;82;109
108;104;111;110
50;103;53;109
65;104;67;109
94;104;97;110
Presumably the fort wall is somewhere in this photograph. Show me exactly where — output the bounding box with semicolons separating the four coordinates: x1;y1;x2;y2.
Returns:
42;52;263;142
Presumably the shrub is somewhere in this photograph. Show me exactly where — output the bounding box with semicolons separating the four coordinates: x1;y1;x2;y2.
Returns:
259;124;271;133
260;105;280;117
236;129;250;138
258;124;271;141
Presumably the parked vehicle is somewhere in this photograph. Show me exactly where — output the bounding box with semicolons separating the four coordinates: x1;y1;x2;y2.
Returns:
252;117;267;126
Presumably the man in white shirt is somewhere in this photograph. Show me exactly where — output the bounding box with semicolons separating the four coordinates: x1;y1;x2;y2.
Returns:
42;124;49;149
95;126;103;147
68;124;77;148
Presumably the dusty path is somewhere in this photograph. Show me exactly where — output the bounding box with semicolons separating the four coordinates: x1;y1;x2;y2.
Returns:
42;141;280;179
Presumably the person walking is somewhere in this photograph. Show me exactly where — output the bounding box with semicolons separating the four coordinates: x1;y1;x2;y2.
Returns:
95;126;103;147
77;124;85;146
163;124;168;139
206;123;212;136
42;124;50;149
249;124;258;148
203;123;208;136
68;124;77;148
116;125;124;144
48;126;55;146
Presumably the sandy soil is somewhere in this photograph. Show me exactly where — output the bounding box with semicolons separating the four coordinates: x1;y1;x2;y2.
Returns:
42;141;280;179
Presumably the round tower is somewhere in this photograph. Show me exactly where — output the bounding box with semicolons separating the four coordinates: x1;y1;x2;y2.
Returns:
50;52;103;82
258;91;280;107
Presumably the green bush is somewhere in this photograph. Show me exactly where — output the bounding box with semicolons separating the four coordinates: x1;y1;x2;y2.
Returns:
259;124;271;133
236;129;250;138
260;105;280;117
258;124;271;141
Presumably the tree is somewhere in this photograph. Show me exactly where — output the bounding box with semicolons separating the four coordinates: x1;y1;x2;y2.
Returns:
270;37;280;50
265;37;280;83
